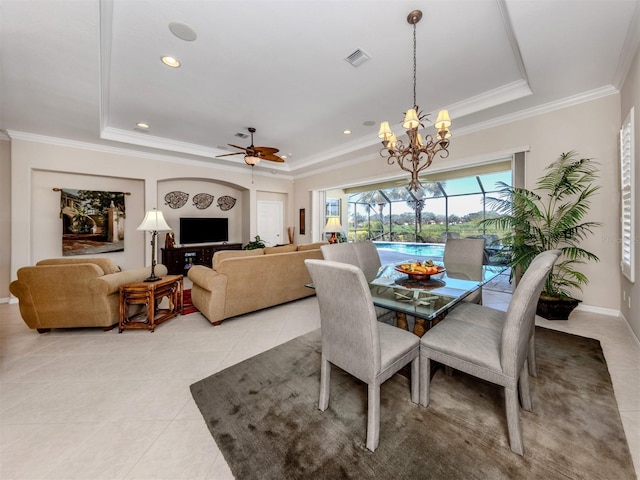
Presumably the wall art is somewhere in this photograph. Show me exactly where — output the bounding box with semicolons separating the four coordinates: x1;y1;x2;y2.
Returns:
164;191;189;209
217;195;236;211
58;188;126;256
193;192;215;209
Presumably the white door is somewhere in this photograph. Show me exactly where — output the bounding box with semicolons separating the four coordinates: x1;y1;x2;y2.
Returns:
257;201;283;246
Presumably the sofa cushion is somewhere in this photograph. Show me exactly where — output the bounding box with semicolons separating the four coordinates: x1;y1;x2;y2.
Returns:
297;242;327;251
264;244;298;254
36;257;121;275
213;248;264;271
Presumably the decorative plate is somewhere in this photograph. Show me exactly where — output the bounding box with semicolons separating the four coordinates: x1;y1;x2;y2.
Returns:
217;195;236;211
394;262;445;281
193;193;214;209
164;191;189;209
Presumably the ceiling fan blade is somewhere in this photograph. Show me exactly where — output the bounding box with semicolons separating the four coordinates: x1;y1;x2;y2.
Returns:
260;153;285;163
215;152;243;158
227;144;250;152
254;146;280;154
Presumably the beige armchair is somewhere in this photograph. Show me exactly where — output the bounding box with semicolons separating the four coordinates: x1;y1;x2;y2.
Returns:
10;258;167;332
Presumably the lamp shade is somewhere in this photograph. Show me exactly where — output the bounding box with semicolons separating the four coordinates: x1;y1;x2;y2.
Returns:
378;121;392;140
402;108;420;129
137;209;171;232
324;217;343;233
434;109;451;129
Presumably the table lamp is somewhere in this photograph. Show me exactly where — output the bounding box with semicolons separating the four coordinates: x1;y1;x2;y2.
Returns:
324;217;343;244
137;208;171;282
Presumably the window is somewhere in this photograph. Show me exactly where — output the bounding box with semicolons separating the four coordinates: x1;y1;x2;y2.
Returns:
325;198;340;217
620;107;635;282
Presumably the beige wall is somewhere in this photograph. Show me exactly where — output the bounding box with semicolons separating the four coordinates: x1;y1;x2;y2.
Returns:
9;139;294;282
296;94;623;314
1;139;11;300
620;46;639;339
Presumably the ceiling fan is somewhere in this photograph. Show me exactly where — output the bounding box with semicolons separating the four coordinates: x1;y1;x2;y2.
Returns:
216;127;284;166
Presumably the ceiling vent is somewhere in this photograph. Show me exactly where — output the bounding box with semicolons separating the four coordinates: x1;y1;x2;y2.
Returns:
344;48;371;67
235;132;249;139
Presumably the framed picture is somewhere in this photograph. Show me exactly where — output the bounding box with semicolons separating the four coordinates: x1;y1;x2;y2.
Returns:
325;198;340;218
299;208;306;235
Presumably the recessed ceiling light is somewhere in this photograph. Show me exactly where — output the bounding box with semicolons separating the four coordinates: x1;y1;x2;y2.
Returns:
168;22;198;41
363;120;376;126
343;130;352;135
136;122;150;129
161;56;181;68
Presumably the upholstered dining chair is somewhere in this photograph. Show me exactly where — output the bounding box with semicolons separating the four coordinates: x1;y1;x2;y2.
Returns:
305;259;420;452
443;237;486;304
320;241;395;324
419;249;560;455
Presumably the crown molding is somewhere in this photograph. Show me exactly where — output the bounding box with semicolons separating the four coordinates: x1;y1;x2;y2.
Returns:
7;130;294;180
453;85;619;137
446;79;532;120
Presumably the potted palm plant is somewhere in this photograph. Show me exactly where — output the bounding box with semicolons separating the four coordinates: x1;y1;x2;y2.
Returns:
482;151;601;319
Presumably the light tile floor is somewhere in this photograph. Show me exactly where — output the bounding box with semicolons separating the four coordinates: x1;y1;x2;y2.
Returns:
1;288;638;479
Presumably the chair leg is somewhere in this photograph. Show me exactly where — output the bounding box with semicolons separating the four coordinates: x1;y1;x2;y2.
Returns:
410;356;419;404
504;387;524;455
318;355;331;411
419;353;432;407
519;362;533;412
366;382;380;452
527;334;537;377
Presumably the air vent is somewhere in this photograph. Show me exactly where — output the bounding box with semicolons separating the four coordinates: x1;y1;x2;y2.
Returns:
235;132;249;139
344;48;371;67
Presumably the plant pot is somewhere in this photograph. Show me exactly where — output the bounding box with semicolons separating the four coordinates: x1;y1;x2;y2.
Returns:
536;295;581;320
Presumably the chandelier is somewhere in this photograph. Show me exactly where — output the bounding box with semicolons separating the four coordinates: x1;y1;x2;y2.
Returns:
378;10;452;194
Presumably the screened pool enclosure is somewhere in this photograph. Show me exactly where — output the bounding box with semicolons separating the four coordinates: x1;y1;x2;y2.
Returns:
347;170;511;247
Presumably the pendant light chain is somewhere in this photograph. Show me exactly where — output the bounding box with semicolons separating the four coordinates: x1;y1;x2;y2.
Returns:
412;22;417;109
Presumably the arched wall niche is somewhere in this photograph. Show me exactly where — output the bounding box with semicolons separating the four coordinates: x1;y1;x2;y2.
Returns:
158;178;246;248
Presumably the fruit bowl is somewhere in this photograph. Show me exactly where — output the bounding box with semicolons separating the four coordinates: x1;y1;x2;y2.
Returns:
394;262;445;281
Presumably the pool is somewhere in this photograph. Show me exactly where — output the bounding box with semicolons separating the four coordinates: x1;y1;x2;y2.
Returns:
374;241;445;264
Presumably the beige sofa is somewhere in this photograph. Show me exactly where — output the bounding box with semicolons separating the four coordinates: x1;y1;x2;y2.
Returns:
187;242;325;325
10;257;168;332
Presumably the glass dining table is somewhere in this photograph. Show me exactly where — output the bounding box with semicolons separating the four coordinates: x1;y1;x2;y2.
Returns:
369;263;507;336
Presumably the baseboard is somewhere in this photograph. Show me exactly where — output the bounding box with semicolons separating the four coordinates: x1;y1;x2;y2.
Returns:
619;311;640;348
575;303;620;317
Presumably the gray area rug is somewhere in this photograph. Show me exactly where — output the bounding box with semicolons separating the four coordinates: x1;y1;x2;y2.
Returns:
190;327;636;479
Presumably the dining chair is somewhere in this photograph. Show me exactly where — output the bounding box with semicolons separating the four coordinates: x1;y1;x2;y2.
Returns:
443;237;486;304
305;259;420;452
442;302;539;377
419;249;561;455
320;241;395;324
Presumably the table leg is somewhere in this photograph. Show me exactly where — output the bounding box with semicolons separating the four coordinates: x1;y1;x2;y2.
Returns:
414;318;429;337
147;292;156;332
396;312;408;331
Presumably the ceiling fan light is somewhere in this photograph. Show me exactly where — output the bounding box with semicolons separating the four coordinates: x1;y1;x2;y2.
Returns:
402;108;419;129
245;155;261;166
434;109;451;129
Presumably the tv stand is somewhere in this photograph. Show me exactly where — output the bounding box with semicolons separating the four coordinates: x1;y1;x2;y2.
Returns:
162;243;242;276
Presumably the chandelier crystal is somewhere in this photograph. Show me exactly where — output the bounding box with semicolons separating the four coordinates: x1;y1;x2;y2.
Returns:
378;10;452;194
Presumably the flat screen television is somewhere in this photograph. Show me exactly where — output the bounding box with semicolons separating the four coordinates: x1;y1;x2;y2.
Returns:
179;217;228;244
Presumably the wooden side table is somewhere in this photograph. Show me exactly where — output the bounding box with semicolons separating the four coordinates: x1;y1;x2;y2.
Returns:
119;275;183;332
